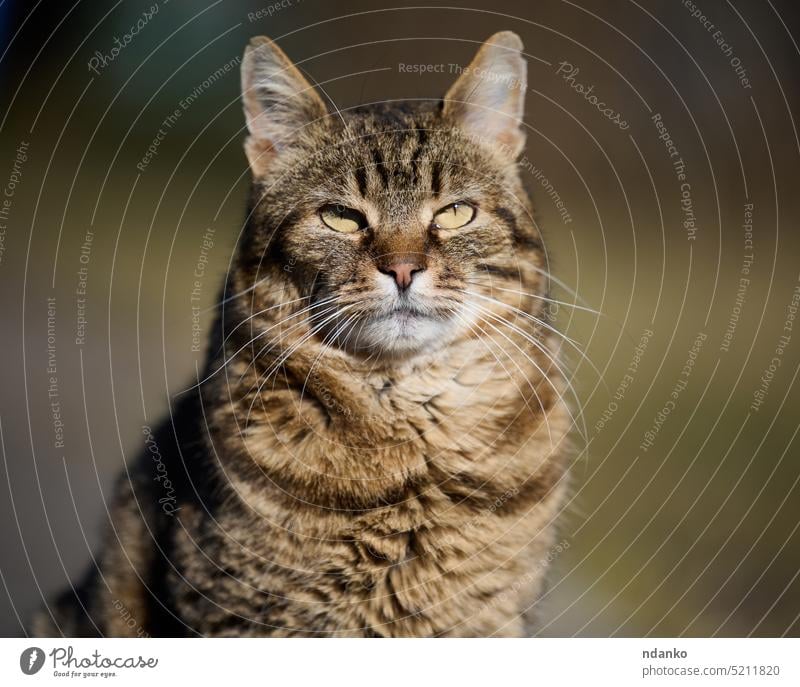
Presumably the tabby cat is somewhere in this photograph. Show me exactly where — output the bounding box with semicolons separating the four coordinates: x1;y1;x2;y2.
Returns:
34;31;572;637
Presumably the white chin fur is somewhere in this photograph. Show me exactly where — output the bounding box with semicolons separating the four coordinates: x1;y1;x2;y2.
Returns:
350;312;457;357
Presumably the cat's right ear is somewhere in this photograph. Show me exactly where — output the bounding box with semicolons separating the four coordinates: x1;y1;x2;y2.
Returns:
241;37;328;176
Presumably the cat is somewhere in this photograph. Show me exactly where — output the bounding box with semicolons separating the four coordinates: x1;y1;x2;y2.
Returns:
33;30;572;637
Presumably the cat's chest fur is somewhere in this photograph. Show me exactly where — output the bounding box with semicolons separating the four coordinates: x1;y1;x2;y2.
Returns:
191;339;567;636
223;337;555;509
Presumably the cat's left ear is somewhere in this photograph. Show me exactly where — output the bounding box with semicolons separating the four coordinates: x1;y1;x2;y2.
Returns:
443;32;527;160
241;36;328;176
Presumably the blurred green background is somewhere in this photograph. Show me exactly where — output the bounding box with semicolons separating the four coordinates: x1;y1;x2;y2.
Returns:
1;0;799;636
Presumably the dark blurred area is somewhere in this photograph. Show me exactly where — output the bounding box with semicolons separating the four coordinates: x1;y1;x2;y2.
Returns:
1;0;799;636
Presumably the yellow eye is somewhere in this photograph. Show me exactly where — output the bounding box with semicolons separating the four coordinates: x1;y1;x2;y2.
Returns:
320;204;367;233
433;202;476;230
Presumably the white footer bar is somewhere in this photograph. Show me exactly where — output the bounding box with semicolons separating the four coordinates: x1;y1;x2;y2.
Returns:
0;638;797;686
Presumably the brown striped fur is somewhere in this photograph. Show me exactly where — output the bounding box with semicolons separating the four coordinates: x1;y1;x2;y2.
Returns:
33;31;572;637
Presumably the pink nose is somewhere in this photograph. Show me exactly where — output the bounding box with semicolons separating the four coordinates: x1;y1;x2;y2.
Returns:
380;261;425;291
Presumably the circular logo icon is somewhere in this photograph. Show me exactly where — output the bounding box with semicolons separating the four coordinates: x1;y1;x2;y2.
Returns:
20;647;45;675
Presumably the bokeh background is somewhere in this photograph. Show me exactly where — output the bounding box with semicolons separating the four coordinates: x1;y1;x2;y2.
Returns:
1;0;799;637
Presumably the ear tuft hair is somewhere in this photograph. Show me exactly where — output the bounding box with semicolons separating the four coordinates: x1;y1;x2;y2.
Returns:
241;37;328;175
443;32;528;160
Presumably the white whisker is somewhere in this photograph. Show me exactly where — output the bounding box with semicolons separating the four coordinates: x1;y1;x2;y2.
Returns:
243;303;360;424
463;289;608;391
464;302;588;443
180;296;340;392
450;309;555;447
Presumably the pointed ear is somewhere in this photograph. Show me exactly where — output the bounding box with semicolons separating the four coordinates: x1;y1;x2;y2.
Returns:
443;32;527;160
241;36;328;175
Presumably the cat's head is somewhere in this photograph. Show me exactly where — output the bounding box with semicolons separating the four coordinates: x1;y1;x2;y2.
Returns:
234;32;545;360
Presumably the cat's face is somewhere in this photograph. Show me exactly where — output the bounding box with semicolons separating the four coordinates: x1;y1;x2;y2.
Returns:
237;33;542;359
